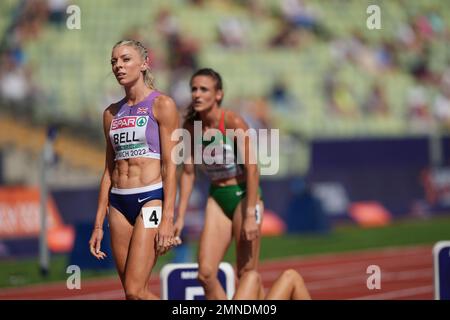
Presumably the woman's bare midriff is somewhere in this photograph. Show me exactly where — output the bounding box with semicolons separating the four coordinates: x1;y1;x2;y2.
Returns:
211;173;247;187
111;157;162;189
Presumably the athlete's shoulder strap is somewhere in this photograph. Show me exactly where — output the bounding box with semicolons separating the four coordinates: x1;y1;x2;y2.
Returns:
148;90;161;103
218;110;226;134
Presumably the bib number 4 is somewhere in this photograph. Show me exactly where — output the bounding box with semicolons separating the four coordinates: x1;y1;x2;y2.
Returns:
142;207;162;228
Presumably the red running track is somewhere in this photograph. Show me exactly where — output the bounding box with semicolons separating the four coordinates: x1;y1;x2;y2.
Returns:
0;245;434;300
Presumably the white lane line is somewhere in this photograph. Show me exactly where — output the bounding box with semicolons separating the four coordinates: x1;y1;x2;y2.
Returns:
287;268;432;291
260;256;431;280
0;277;121;295
57;289;125;300
260;246;431;271
58;284;160;300
351;285;434;300
265;245;432;267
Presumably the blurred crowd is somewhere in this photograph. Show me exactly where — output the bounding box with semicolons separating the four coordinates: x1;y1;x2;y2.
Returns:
0;0;449;136
323;9;450;133
108;0;450;135
0;0;68;116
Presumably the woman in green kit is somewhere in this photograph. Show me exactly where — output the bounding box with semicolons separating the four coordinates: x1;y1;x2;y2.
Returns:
175;68;264;300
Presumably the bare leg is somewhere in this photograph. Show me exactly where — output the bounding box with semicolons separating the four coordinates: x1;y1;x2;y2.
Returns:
198;197;233;300
123;199;161;300
265;269;311;300
233;199;264;279
108;207;133;289
233;270;264;300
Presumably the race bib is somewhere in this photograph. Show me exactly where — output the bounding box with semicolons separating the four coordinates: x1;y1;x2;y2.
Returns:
142;206;162;228
255;204;262;225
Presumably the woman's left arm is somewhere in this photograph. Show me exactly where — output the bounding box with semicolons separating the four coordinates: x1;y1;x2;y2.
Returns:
153;95;180;254
228;112;260;241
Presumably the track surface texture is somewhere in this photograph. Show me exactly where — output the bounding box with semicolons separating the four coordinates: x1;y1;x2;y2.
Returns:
0;245;434;300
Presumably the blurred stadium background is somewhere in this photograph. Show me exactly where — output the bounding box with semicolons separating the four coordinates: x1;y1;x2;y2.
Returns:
0;0;449;299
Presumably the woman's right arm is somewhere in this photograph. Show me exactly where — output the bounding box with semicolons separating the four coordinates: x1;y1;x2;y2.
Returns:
89;106;115;259
174;162;195;239
174;123;195;240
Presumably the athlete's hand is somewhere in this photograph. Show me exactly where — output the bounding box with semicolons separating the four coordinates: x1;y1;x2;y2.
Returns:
243;214;259;241
156;217;175;255
89;228;107;260
173;217;184;245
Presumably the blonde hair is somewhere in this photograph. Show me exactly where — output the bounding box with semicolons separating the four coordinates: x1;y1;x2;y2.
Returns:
112;39;155;89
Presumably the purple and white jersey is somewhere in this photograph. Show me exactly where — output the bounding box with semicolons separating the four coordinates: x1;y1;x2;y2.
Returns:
109;91;161;161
